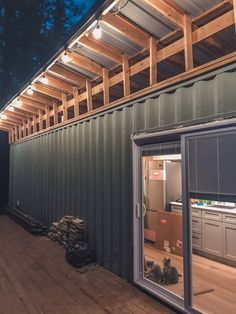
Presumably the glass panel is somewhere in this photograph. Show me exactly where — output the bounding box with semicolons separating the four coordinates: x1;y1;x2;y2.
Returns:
191;197;236;313
142;142;184;299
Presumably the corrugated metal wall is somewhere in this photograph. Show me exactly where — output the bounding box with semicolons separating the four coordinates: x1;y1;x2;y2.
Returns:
9;66;236;280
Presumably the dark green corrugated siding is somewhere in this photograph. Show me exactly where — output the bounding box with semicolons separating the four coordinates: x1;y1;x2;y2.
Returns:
9;67;236;280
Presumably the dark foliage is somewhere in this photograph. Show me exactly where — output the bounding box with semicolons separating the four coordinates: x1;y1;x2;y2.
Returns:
0;0;97;108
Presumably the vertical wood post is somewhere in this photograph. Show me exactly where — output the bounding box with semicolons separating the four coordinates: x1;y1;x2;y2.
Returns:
183;13;193;71
27;117;32;135
33;115;37;133
86;80;93;112
233;0;236;31
22;120;27;137
18;125;22;139
122;54;130;97
45;106;50;129
73;87;80;117
38;110;43;131
14;126;18;141
150;36;157;85
53;101;58;125
62;93;68;121
103;68;109;106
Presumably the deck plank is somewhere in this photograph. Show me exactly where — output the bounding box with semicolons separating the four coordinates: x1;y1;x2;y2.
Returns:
0;215;172;314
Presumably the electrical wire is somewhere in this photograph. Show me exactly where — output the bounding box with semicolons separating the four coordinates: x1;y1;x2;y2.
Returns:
113;0;129;15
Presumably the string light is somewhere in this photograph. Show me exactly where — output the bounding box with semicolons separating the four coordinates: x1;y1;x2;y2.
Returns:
27;86;34;95
93;23;102;39
61;52;70;63
8;106;15;112
40;74;49;85
0;113;7;120
14;98;23;107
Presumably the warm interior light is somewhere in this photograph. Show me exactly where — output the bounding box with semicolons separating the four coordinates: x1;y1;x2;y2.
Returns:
61;52;70;63
93;24;102;39
27;87;34;95
40;75;49;85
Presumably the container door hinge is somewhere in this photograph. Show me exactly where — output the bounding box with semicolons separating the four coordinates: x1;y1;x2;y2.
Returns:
136;203;141;218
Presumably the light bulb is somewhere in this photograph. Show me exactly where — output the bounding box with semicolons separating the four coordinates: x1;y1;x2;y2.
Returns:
27;87;34;95
14;99;23;107
61;52;70;63
8;106;15;112
40;75;49;85
93;24;102;39
0;113;7;120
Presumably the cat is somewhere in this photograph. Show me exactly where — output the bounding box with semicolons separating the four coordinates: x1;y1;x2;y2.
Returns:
144;259;164;283
163;257;180;285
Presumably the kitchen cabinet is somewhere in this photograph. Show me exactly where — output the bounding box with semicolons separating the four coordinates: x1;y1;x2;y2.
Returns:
223;223;236;262
202;219;223;256
192;217;202;234
192;232;202;250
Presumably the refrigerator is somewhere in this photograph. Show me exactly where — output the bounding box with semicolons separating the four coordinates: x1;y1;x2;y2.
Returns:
143;158;181;242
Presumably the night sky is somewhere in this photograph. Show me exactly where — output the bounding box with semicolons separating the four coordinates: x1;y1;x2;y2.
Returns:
0;0;98;109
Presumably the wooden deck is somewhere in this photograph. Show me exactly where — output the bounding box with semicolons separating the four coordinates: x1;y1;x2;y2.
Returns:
0;215;173;314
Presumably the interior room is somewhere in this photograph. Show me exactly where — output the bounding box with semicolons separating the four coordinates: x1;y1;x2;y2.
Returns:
142;151;236;314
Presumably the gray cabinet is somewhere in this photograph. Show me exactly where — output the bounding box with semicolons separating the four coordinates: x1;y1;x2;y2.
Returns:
192;217;202;234
202;219;223;256
192;232;202;250
223;223;236;262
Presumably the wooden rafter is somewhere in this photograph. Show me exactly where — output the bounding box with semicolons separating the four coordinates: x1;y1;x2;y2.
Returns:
150;36;157;85
143;0;184;28
80;36;123;64
13;104;38;115
67;51;103;76
20;96;46;110
42;73;74;94
32;83;62;100
48;64;86;86
183;14;193;70
102;12;150;49
23;91;52;106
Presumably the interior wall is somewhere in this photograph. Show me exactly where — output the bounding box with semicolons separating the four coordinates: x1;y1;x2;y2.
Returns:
8;65;236;280
0;133;9;209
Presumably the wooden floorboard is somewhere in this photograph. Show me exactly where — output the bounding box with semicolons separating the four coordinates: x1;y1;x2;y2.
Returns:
0;215;172;314
145;242;236;314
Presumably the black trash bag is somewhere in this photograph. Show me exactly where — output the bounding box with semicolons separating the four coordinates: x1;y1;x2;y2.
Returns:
65;241;96;268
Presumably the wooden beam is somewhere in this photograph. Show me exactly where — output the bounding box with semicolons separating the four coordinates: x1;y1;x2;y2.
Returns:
32;83;62;100
45;106;50;128
0;125;11;132
22;120;27;137
103;68;109;105
86;80;93;112
183;14;193;71
80;36;123;64
33;115;37;133
20;96;46;110
149;36;157;85
23;91;52;105
11;107;35;118
232;0;236;30
48;64;86;86
38;110;43;131
13;104;38;115
122;54;130;97
62;94;68;121
143;0;184;28
43;74;74;94
4;112;23;123
27;117;32;135
102;12;150;49
14;126;18;141
73;87;80;117
68;51;103;77
2;116;21;125
53;101;58;125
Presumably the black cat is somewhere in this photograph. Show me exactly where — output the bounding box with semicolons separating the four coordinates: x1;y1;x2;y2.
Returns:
163;257;180;285
144;258;164;283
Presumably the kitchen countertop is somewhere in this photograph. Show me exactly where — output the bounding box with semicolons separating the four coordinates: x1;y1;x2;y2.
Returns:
170;201;236;214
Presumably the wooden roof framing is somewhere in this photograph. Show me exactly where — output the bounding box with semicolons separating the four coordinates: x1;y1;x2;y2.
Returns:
0;0;235;142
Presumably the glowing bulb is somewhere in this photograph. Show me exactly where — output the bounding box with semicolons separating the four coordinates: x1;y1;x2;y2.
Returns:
8;106;15;112
14;99;23;108
93;24;102;39
40;75;49;84
27;87;34;95
61;52;70;63
0;113;7;120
